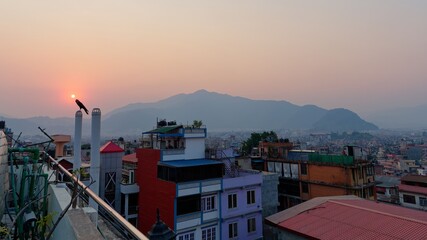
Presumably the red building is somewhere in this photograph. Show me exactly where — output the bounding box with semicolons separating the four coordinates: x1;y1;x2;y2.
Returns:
136;148;176;234
135;124;224;239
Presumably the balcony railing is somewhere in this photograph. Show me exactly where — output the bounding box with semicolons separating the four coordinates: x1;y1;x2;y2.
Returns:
162;148;185;155
46;153;148;240
176;212;201;230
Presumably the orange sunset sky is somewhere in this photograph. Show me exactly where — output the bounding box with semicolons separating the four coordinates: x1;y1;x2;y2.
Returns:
1;1;426;118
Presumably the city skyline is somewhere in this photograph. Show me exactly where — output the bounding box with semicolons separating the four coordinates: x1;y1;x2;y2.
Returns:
1;1;426;118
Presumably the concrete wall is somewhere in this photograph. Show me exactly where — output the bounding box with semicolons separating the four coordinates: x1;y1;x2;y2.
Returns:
262;172;279;239
399;191;427;211
0;131;8;218
262;172;279;218
136;148;176;234
48;184;102;240
185;138;205;160
221;214;263;240
221;173;263;240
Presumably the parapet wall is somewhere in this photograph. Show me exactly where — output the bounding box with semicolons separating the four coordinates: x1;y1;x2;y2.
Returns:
0;131;9;218
48;183;102;240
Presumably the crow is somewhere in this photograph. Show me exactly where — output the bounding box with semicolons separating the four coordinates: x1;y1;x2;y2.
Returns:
75;99;89;114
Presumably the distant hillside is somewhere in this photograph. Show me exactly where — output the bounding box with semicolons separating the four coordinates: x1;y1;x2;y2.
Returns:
313;108;378;132
1;90;378;137
102;90;378;135
365;105;427;129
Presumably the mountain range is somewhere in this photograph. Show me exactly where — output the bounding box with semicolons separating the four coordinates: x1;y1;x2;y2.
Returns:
1;90;378;137
365;105;427;130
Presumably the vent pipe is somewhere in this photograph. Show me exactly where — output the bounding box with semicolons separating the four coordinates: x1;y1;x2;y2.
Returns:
89;108;101;224
73;110;82;172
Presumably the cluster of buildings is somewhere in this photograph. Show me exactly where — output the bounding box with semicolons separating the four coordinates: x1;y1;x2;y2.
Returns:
53;121;265;239
253;142;375;211
3;115;427;239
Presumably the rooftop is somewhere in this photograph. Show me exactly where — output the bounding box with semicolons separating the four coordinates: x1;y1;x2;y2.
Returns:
158;159;223;168
398;184;427;195
122;153;137;163
100;141;124;153
401;175;427;184
143;125;182;134
375;175;400;187
266;195;427;239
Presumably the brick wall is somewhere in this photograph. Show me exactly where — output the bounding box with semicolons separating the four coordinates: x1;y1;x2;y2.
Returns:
0;131;9;218
309;184;347;198
308;164;350;186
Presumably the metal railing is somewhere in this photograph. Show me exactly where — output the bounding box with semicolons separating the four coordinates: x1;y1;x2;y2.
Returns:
46;153;148;240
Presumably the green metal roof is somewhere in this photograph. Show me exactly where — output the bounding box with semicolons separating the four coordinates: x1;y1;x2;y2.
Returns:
144;125;182;134
308;153;354;166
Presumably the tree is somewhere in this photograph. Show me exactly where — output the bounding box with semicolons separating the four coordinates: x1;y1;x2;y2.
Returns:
241;131;278;155
192;120;203;128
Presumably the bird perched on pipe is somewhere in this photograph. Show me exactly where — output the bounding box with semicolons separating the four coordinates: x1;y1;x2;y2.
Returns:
75;99;89;114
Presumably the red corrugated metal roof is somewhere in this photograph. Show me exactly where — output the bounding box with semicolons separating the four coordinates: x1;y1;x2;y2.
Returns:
272;197;427;239
122;153;137;163
399;184;427;196
100;141;124;153
401;175;427;184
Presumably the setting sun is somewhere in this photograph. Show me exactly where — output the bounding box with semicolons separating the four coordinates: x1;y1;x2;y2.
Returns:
71;94;76;99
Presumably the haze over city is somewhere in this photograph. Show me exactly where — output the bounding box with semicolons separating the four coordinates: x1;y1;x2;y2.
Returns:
1;1;426;119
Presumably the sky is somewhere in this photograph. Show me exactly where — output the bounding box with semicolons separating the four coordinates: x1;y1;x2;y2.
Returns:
1;1;426;118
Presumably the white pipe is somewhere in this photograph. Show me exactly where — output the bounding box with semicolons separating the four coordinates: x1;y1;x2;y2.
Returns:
73;110;82;172
89;108;101;224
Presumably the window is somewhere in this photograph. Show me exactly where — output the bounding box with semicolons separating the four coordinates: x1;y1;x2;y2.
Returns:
300;163;307;175
376;187;386;194
403;194;416;204
228;193;237;209
301;182;309;193
202;226;216;240
202;195;216;212
247;190;255;205
129;170;135;184
367;166;374;176
420;197;427;206
178;232;195;240
177;194;201;215
228;222;238;239
157;164;223;183
247;217;256;233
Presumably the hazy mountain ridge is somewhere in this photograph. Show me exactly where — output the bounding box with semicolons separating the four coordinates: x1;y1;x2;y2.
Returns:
1;90;378;136
102;90;378;135
365;105;427;130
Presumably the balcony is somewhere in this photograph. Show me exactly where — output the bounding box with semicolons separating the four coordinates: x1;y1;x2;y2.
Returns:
203;209;219;222
163;148;185;155
120;183;140;194
176;212;201;231
183;127;206;138
178;182;200;197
